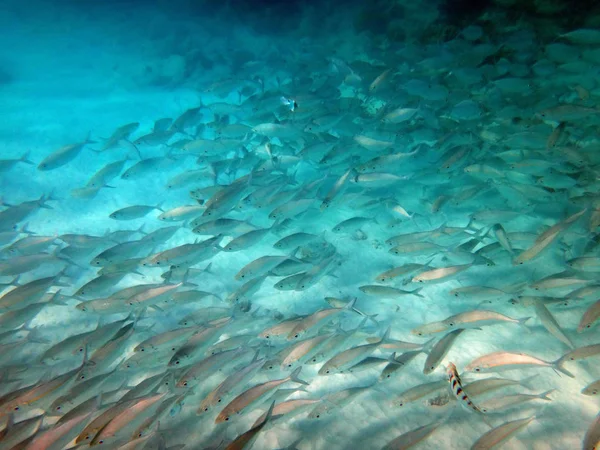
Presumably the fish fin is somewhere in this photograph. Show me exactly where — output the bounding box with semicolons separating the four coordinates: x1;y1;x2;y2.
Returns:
256;400;276;429
538;389;555;400
19;151;34;165
25;327;52;344
378;326;392;344
411;287;425;298
517;373;541;389
387;352;398;364
182;269;198;288
289;367;309;386
343;297;357;311
552;357;575;378
518;316;531;328
421;337;437;354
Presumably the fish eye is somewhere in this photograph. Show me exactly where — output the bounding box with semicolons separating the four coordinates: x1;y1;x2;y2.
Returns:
14;406;19;411
316;414;320;418
141;348;144;352
79;347;84;352
183;382;188;386
98;440;104;444
225;417;229;421
218;399;221;403
386;374;390;378
475;368;480;372
326;370;330;374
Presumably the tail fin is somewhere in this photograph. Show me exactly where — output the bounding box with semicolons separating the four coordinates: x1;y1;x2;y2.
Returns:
537;389;555;401
411;287;425;298
20;151;34;165
289;367;309;386
552;357;575;378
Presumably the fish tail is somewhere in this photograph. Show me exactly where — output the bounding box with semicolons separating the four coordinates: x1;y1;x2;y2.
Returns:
538;389;555;401
20;151;34;165
518;316;532;328
364;312;379;326
412;287;425;298
289;367;309;386
552;357;575;378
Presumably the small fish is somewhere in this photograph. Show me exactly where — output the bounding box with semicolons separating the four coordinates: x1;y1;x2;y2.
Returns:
109;204;163;220
215;367;308;423
582;379;600;396
446;362;485;414
424;329;466;374
578;299;600;332
224;401;275;450
478;390;553;413
465;351;573;377
38;134;94;170
412;263;472;283
471;416;535;450
381;420;441;450
583;410;600;450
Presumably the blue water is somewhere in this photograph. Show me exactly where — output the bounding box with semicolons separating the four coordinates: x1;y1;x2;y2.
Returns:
1;0;600;448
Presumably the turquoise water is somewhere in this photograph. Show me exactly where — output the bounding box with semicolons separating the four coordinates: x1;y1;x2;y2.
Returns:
1;0;600;448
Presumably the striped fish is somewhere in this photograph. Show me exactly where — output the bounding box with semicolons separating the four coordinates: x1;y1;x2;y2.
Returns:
447;362;485;414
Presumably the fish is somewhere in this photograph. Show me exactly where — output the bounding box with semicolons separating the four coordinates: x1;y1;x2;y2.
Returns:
424;329;466;374
446;362;485;414
478;390;553;413
109;204;163;220
319;328;389;375
465;351;574;377
471;416;535;450
581;379;600;396
198;353;265;413
381;420;441;450
578;299;600;332
411;263;472;283
224;401;275;450
38;134;94;170
215;367;308;423
287;299;355;340
583;411;600;450
532;298;574;348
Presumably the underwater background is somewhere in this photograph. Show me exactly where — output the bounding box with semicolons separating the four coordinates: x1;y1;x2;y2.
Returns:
1;0;600;448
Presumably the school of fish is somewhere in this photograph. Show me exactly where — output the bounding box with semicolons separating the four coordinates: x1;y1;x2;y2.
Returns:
2;5;600;450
